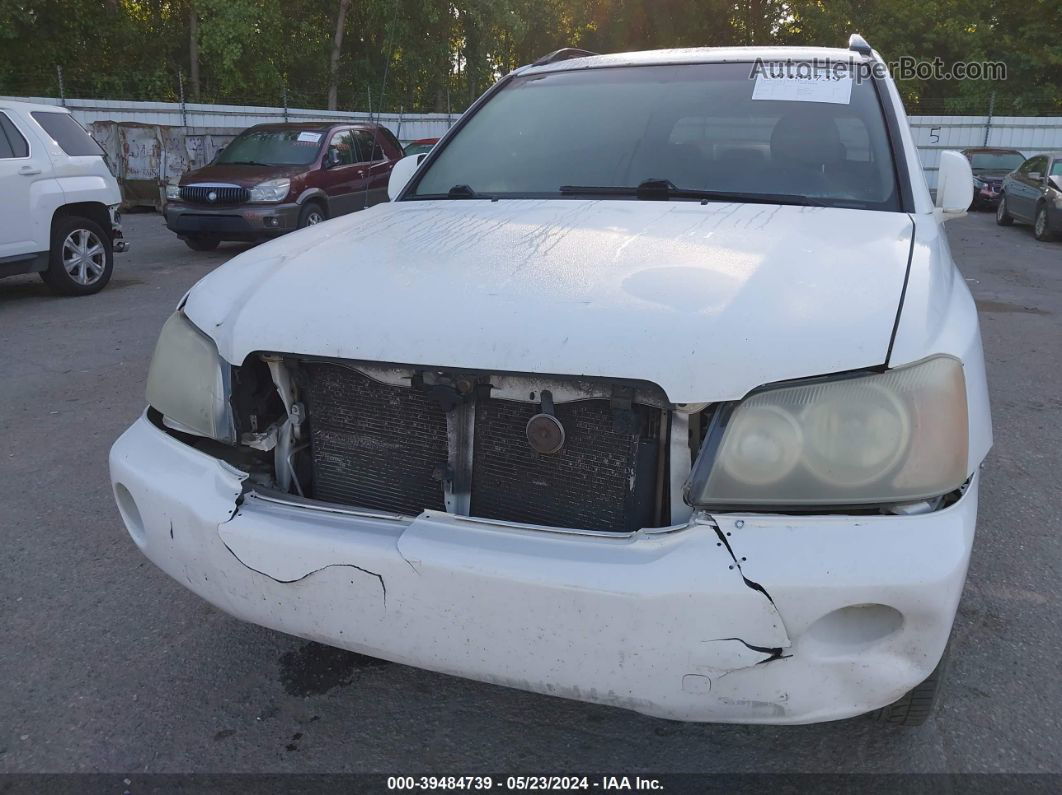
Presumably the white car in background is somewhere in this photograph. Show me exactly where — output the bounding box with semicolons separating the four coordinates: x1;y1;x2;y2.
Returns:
111;37;990;726
0;99;126;295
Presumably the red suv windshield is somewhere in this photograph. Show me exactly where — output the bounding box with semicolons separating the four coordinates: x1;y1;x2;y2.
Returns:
216;129;325;166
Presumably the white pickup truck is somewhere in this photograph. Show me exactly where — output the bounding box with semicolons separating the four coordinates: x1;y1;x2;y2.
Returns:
0;99;126;295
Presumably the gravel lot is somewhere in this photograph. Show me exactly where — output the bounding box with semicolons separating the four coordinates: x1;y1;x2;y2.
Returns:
1;208;1059;774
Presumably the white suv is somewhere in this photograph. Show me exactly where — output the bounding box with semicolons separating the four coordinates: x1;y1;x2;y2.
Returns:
0;99;126;295
111;38;990;726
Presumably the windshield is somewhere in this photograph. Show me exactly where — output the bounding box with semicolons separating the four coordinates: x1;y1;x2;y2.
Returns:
969;152;1024;172
412;62;900;210
216;128;324;166
1051;160;1062;177
404;141;436;156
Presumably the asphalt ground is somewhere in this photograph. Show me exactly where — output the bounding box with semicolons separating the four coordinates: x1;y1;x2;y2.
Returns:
1;207;1060;775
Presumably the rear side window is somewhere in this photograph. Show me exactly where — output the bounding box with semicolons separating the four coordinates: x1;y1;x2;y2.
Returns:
30;111;103;156
378;126;402;156
352;129;385;162
0;112;29;158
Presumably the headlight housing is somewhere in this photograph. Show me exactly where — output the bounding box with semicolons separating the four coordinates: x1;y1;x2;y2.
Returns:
165;183;180;200
145;311;234;442
249;178;291;202
686;356;969;509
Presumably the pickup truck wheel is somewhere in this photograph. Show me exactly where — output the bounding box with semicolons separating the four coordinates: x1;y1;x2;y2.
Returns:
183;235;221;251
995;195;1014;226
40;215;113;296
869;645;949;726
298;202;327;228
1033;204;1057;241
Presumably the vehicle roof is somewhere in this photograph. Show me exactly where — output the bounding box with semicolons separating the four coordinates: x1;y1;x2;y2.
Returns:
0;98;72;114
246;120;389;132
518;46;868;76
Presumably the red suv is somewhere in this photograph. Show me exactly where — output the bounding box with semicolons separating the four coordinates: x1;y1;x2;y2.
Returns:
164;122;403;250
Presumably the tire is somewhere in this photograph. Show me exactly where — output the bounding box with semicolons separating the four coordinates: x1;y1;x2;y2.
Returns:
298;202;327;229
40;215;113;296
995;194;1014;226
183;234;221;251
1033;204;1057;242
870;645;949;727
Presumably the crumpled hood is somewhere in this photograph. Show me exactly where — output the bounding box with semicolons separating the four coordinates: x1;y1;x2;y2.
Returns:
184;199;914;402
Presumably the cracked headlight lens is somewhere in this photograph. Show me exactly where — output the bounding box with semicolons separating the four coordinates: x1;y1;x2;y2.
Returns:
145;311;234;442
249;177;291;202
687;356;969;508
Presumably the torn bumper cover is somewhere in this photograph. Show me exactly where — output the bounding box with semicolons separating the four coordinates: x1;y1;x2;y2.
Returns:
110;414;977;724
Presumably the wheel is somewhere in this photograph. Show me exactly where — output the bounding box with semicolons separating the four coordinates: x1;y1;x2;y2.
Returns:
40;215;113;296
870;645;949;726
995;194;1014;226
298;202;327;229
183;234;220;251
1033;204;1057;241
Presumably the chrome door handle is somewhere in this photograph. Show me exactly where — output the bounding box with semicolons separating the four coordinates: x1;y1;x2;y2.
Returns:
18;165;41;176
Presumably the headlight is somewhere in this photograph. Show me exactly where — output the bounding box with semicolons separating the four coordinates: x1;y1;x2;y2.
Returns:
249;178;291;202
686;356;969;508
165;183;180;200
145;312;234;442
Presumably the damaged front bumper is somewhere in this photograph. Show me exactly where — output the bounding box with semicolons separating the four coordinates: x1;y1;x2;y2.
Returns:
110;414;978;724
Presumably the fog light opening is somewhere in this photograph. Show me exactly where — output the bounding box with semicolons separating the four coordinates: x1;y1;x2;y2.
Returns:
114;483;146;547
804;604;904;656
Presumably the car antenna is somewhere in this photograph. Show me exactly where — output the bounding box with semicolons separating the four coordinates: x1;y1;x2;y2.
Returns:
363;0;401;209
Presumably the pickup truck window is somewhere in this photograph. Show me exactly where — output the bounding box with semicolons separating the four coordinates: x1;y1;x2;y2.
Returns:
413;62;901;210
30;111;103;157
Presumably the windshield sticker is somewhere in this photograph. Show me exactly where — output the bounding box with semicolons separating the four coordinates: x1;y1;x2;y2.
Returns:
752;71;853;105
296;131;322;143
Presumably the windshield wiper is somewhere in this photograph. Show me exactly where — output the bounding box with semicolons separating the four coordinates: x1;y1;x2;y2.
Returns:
446;184;492;199
559;179;827;207
224;160;272;166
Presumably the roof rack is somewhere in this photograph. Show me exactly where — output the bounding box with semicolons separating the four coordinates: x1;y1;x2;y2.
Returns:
848;34;873;56
531;48;598;67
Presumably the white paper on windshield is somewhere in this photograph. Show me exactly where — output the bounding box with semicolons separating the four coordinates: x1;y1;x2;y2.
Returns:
752;72;853;105
297;131;322;143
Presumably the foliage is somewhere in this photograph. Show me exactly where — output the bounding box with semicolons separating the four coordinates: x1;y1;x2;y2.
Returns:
0;0;1057;114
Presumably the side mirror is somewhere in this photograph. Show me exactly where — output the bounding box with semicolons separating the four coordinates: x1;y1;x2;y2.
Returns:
1028;171;1042;182
388;153;427;201
935;150;974;222
323;149;340;169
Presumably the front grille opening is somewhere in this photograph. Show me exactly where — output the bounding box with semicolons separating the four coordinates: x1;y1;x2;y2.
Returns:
471;398;661;532
295;362;668;532
303;364;447;516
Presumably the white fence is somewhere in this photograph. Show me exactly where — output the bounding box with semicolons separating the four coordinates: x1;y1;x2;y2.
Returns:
6;95;1061;191
910;116;1062;189
0;96;455;143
